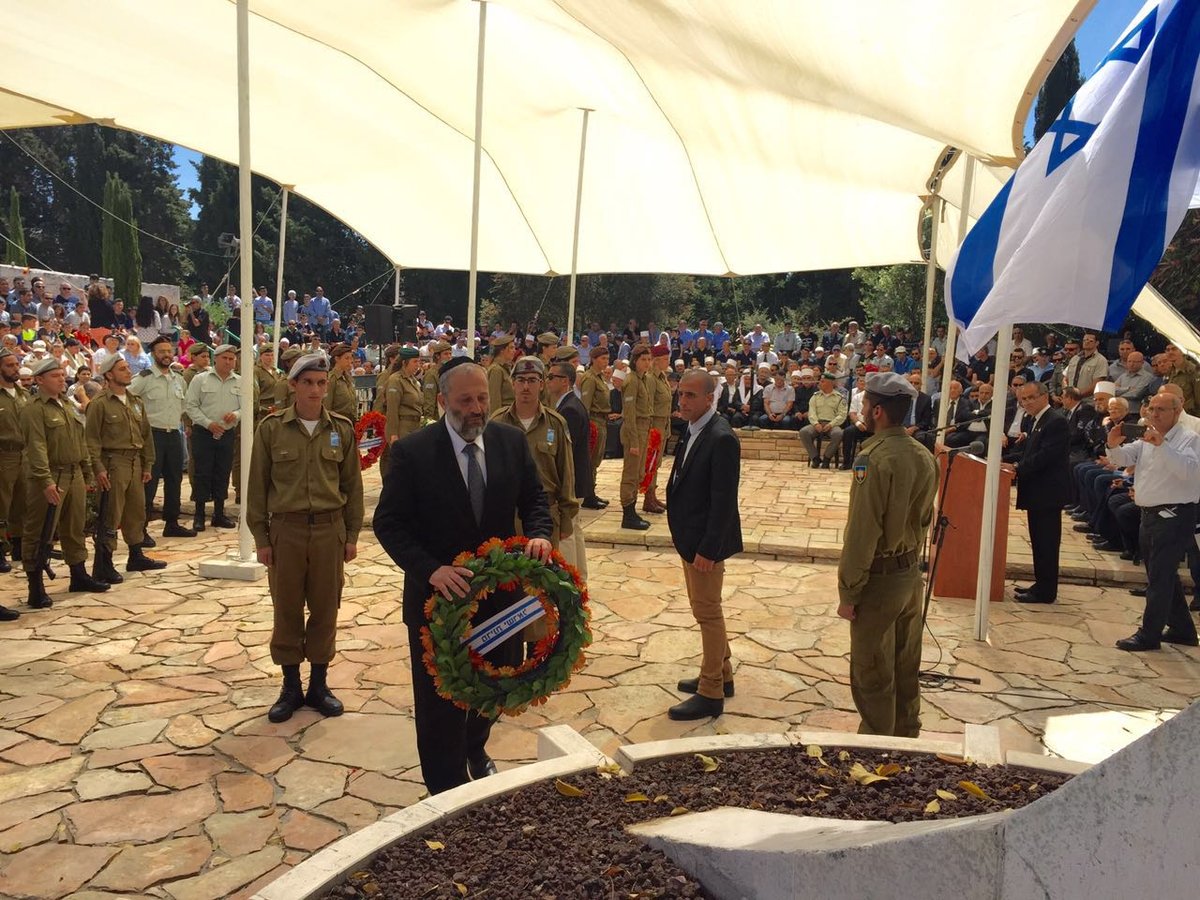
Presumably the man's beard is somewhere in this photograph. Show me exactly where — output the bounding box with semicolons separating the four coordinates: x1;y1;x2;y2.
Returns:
446;406;488;442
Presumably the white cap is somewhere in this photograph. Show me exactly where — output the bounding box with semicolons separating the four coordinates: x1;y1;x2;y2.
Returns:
1094;380;1117;396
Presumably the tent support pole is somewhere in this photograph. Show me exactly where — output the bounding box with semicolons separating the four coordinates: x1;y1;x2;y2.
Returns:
934;153;974;437
235;0;256;566
272;185;290;359
919;195;941;393
465;0;487;357
974;326;1012;641
566;108;591;342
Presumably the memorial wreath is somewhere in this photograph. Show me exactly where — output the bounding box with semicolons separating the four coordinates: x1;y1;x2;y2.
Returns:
421;536;592;718
354;410;387;470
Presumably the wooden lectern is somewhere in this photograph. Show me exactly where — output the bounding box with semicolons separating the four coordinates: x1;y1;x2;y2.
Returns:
929;450;1014;602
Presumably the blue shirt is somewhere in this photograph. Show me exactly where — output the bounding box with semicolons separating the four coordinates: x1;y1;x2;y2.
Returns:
282;298;300;323
711;329;730;350
893;356;917;375
253;296;273;324
307;296;332;323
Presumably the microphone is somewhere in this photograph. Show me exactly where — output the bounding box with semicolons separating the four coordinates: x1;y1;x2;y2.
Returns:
947;441;986;457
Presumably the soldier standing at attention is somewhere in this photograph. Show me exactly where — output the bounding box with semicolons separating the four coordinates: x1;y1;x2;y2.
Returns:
129;336;195;543
536;332;559;403
837;372;938;738
254;345;282;420
0;348;29;591
22;357;110;607
383;347;424;460
86;354;167;582
422;341;453;420
578;344;611;510
248;353;364;723
620;345;652;531
273;346;303;411
182;343;211;498
324;343;358;421
374;345;401;406
487;333;517;413
185;344;242;531
493;357;578;549
643;344;673;515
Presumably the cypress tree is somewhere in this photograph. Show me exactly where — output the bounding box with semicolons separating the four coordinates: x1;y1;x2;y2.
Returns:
7;187;27;266
1033;40;1083;143
101;173;142;303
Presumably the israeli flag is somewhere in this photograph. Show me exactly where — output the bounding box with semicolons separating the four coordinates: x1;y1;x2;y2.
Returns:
946;0;1200;355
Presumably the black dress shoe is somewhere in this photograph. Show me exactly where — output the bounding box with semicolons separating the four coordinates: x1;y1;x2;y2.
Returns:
305;685;344;718
668;694;724;721
1120;550;1135;561
1093;541;1119;552
580;497;606;510
140;532;157;549
1073;523;1093;533
1116;633;1160;652
677;677;735;698
268;685;306;723
0;605;20;621
1017;592;1055;604
1070;512;1089;521
1129;587;1147;597
162;521;197;538
211;514;237;529
467;754;498;779
1162;630;1200;647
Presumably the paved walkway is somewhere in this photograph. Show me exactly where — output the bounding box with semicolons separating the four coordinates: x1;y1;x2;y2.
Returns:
0;460;1195;899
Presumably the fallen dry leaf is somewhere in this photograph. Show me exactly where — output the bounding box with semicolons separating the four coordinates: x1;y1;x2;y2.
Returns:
924;799;940;814
624;792;650;803
669;806;690;816
695;753;720;773
555;778;586;797
454;882;468;896
837;750;850;762
958;780;993;801
806;744;824;759
424;840;445;851
876;762;902;777
653;794;670;803
936;789;958;801
936;753;969;765
849;762;890;785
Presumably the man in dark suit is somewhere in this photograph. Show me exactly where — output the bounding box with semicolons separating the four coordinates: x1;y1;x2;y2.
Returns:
902;372;935;449
548;361;593;581
374;359;553;794
665;370;743;720
1012;380;1070;604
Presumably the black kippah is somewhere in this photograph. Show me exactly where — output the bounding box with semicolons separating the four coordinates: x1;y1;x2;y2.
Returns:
148;335;173;350
438;355;476;378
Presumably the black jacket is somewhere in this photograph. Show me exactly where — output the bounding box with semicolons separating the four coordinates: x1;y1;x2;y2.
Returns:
1015;408;1070;510
665;415;743;564
555;391;594;501
374;419;552;624
1065;402;1098;454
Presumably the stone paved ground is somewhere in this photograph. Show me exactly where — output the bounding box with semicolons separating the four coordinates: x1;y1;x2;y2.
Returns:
0;459;1196;899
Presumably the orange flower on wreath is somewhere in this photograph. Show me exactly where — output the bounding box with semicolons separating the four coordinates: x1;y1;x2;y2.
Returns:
478;537;505;555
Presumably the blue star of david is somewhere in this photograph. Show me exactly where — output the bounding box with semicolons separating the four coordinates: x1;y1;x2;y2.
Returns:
1045;97;1097;176
1095;7;1157;73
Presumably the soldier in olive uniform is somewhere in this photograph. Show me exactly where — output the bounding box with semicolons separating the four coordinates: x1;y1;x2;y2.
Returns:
643;344;673;514
182;343;211;495
421;341;453;420
21;357;110;607
129;336;195;542
86;354;167;582
837;372;938;738
324;343;358;421
272;346;304;411
248;354;365;723
578;344;611;509
536;332;559;404
619;345;653;530
184;344;242;531
0;348;29;590
254;345;282;419
374;345;401;407
487;333;517;412
382;346;424;464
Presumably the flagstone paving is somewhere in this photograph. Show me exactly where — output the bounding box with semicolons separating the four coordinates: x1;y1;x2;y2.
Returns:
0;459;1196;899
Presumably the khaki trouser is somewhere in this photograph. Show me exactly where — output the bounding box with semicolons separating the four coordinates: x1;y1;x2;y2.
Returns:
849;567;923;738
618;425;648;507
647;417;670;494
682;558;731;700
23;465;87;569
267;512;346;665
0;449;24;550
587;414;607;492
99;450;146;550
559;515;588;584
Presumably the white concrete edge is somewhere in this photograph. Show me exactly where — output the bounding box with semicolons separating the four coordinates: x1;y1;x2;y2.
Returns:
1003;750;1092;776
617;733;793;770
791;731;966;757
197;557;267;581
537;723;607;763
254;747;606;900
963;724;1004;766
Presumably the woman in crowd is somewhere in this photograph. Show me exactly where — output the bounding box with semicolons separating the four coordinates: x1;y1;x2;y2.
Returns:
134;295;162;346
87;283;116;345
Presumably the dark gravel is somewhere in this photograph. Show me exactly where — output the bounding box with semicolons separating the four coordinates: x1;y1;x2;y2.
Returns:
323;745;1070;899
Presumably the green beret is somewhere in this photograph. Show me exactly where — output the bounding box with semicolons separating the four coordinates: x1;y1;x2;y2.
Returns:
398;346;420;360
431;340;452;355
536;332;559;347
31;357;63;376
190;343;212;358
281;346;304;363
553;346;579;362
490;334;514;351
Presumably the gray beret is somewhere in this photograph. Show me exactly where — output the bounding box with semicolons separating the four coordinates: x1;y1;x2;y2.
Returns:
289;353;329;380
31;357;63;376
512;356;546;378
865;372;917;399
213;344;237;357
98;353;124;376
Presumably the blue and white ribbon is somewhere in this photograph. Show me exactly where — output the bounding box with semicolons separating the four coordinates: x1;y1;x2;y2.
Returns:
463;594;546;655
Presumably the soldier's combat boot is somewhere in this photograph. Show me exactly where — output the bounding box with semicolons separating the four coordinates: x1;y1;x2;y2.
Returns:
621;504;650;531
69;562;111;594
305;662;344;718
26;571;51;609
127;545;167;572
0;546;10;574
268;665;305;723
211;502;236;529
192;503;207;532
93;546;123;585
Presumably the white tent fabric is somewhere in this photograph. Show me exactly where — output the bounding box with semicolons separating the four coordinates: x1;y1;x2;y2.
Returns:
0;0;1086;277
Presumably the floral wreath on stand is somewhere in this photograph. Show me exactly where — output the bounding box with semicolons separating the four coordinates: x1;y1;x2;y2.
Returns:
421;536;592;718
638;427;664;493
355;411;387;470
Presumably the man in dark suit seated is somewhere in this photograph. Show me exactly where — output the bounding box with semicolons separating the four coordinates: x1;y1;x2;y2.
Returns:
1012;381;1071;604
665;370;743;720
373;359;553;794
901;372;934;449
935;380;976;449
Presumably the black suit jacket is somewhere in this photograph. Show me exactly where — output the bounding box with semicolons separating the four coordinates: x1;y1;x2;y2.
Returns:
1015;407;1070;510
556;391;594;501
1065;403;1098;453
665;415;743;564
374;419;552;624
909;392;933;430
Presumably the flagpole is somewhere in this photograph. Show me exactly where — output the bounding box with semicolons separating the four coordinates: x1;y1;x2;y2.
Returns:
566;107;591;343
934;153;974;436
974;326;1012;641
271;185;290;359
920;195;941;393
465;0;487;358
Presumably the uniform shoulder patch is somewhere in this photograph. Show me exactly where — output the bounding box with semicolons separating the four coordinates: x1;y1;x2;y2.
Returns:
852;453;869;484
138;369;151;377
328;410;353;424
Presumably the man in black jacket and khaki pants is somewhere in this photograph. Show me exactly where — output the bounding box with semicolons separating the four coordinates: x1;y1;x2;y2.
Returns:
666;370;743;720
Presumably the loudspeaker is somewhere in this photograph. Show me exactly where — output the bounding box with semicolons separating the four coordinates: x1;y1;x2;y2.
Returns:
394;304;417;344
364;305;395;345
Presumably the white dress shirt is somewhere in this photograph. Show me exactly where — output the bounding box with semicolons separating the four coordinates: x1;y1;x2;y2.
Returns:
1106;423;1200;507
446;418;487;488
679;407;716;471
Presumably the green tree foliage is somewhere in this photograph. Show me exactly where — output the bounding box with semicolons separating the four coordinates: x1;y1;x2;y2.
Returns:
6;187;27;266
1033;40;1083;143
1152;207;1200;324
101;173;143;305
851;264;942;332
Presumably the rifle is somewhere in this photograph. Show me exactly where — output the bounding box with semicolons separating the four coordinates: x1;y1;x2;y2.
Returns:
35;496;58;581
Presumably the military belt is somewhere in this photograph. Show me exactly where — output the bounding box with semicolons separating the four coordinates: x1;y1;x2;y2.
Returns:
0;444;21;453
869;549;918;574
274;511;339;525
103;448;140;458
152;427;177;434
